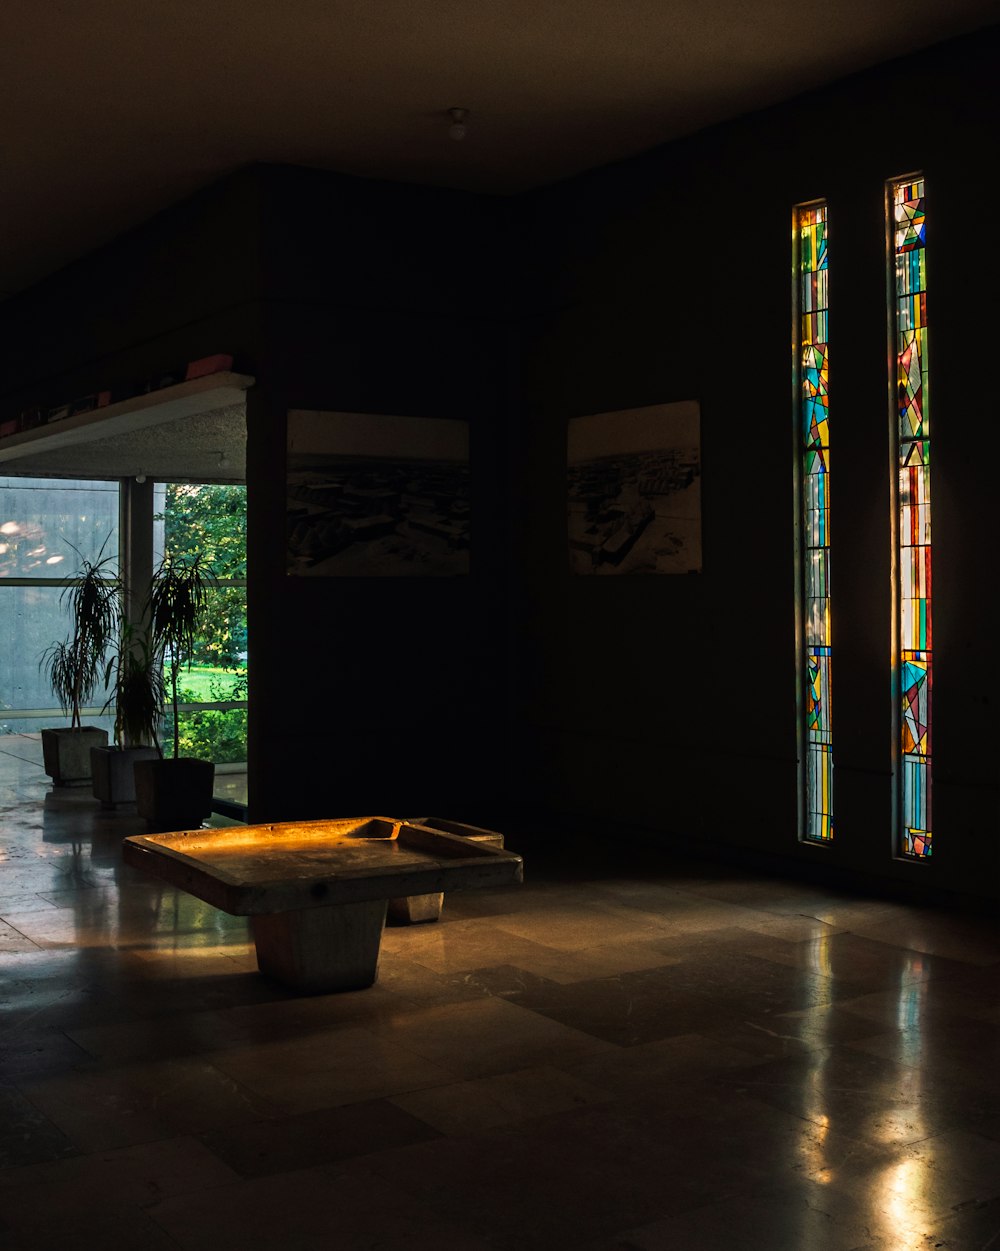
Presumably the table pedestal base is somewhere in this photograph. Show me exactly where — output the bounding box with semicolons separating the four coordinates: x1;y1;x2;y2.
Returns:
251;900;387;992
387;891;444;925
387;824;506;926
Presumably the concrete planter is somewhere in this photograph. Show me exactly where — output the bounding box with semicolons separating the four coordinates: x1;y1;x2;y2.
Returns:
90;745;161;808
41;726;109;787
134;756;215;830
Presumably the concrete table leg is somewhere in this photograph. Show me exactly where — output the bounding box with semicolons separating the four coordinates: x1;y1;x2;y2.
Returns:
386;892;444;925
250;899;387;992
389;825;506;926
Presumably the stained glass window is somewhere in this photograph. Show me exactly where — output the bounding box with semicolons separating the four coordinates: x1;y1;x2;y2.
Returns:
796;203;832;843
891;176;932;859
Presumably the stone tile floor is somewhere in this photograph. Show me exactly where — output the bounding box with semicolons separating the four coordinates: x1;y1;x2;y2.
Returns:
2;735;1000;1248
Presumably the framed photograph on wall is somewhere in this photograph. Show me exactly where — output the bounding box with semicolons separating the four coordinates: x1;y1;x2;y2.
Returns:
568;400;701;575
287;410;470;576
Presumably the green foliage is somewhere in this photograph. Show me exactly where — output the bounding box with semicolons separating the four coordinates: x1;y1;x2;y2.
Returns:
160;485;247;669
40;546;120;729
163;484;246;579
149;486;247;761
147;553;213;758
176;707;248;765
105;630;165;750
197;586;247;668
168;665;246;702
168;682;247;764
41;640;84;723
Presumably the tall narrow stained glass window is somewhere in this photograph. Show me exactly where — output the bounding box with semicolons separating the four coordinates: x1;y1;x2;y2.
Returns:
891;175;932;859
796;202;832;843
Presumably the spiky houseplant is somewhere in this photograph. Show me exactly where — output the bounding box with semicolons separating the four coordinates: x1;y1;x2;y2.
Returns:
39;546;119;785
133;553;217;828
105;627;165;752
147;553;211;759
91;625;166;808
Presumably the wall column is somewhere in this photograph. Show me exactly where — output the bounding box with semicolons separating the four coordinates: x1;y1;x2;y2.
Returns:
119;475;155;705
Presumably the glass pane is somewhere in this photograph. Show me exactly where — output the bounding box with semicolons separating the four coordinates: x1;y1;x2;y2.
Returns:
0;584;114;721
796;201;833;844
0;477;119;579
165;706;248;766
892;176;932;860
162;483;246;578
155;483;247;768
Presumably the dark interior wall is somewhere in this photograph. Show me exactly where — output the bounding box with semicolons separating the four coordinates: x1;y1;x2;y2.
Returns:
0;160;518;827
246;167;517;821
0;168;265;409
513;28;1000;896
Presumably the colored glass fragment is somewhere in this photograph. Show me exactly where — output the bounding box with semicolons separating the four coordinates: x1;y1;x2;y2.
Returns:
893;177;932;859
798;202;833;843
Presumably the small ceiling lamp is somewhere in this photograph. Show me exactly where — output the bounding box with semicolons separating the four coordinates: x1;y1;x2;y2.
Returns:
447;107;469;141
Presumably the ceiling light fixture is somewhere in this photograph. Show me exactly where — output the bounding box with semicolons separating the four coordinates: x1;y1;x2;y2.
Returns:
448;107;469;141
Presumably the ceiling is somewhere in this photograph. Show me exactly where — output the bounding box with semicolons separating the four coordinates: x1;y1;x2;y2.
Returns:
2;0;997;299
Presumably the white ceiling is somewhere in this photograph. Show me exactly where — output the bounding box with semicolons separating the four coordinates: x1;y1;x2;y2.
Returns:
2;0;996;298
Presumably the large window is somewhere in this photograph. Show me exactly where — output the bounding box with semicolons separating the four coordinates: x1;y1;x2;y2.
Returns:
795;202;833;843
0;477;119;735
0;477;246;772
890;175;932;859
158;483;247;766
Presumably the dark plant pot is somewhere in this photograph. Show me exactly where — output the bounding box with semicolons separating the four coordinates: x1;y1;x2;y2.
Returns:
90;745;161;809
133;757;215;830
41;726;109;787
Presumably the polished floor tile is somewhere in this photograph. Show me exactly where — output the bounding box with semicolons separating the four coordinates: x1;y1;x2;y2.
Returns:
0;1134;239;1217
706;1001;893;1062
0;1208;182;1251
607;1183;898;1251
729;1043;967;1147
498;947;864;1048
3;740;1000;1248
19;1053;280;1151
205;1023;458;1113
0;1084;79;1169
361;1100;723;1246
365;995;615;1077
562;1030;767;1097
389;1063;612;1134
196;1096;440;1178
146;1161;495;1251
729;928;981;993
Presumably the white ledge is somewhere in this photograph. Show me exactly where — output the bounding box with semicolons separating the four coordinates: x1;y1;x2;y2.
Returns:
0;372;255;465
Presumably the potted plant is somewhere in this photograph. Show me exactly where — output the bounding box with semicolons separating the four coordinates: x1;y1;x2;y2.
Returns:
133;554;216;829
90;625;164;808
39;547;118;786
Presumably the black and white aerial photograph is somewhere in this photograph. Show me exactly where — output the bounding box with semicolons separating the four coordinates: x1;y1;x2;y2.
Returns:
287;410;470;576
567;400;701;575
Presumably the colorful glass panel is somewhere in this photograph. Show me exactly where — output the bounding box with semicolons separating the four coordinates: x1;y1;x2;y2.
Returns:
892;177;932;858
797;203;832;843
